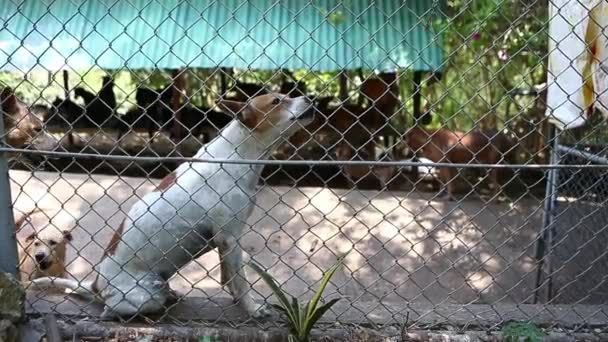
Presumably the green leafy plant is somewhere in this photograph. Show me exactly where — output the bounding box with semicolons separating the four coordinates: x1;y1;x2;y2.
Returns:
502;321;545;342
249;257;344;342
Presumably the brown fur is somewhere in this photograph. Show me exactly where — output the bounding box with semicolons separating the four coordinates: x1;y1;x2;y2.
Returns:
360;74;399;108
16;209;73;282
405;126;511;198
1;87;43;146
157;171;177;192
327;76;399;135
279;74;401;160
105;220;125;257
217;93;311;132
88;218;126;294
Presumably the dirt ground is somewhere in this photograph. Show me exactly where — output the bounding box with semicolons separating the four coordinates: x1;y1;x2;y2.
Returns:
10;169;607;320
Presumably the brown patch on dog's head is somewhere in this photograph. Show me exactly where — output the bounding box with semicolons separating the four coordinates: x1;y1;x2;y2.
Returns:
1;87;43;146
217;93;313;132
22;227;72;272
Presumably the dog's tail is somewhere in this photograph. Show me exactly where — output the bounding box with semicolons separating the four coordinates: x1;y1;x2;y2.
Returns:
29;277;98;300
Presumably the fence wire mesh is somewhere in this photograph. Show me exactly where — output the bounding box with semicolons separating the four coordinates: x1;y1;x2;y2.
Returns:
536;126;608;306
1;0;607;337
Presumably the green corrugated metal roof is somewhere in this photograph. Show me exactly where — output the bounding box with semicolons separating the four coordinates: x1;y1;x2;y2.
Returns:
0;0;443;72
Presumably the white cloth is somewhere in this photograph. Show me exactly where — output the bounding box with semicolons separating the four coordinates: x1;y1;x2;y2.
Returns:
546;0;608;130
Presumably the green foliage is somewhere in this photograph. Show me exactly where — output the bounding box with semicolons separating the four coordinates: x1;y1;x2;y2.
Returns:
502;321;545;342
1;1;550;135
249;257;344;342
429;0;548;130
318;0;350;26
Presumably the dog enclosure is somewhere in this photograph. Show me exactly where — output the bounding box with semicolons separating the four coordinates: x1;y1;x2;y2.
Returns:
1;0;607;338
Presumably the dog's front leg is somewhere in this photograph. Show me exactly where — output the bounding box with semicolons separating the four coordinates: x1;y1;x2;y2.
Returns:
439;167;457;200
218;236;269;318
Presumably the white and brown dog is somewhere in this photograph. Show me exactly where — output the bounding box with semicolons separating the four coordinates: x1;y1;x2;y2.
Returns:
15;208;73;282
33;93;314;318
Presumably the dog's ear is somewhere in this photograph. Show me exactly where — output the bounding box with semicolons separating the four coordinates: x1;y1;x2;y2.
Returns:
1;87;18;113
25;232;37;242
62;230;73;242
216;99;257;129
217;99;246;116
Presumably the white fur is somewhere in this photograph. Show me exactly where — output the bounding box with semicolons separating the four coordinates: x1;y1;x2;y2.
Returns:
33;96;313;318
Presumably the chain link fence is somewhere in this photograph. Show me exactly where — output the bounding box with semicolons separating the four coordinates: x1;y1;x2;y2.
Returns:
1;0;607;338
534;124;608;306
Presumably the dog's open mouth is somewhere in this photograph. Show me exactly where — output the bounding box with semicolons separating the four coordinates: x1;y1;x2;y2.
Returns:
297;108;315;122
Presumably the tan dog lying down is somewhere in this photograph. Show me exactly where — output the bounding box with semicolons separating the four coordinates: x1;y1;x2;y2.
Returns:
15;208;73;282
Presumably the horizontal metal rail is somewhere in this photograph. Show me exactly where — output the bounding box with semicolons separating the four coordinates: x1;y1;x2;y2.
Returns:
4;146;608;169
557;144;608;165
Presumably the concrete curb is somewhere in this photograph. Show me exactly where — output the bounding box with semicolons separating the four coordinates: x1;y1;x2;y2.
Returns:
20;318;608;342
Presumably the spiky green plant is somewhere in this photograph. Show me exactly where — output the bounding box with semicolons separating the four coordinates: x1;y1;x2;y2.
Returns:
249;257;344;342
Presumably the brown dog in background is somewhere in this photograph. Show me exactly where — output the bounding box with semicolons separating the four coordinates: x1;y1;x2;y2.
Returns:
15;209;73;282
1;87;44;146
405;126;511;199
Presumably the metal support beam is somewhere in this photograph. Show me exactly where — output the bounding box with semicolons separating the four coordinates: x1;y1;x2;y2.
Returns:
0;114;19;275
533;123;560;303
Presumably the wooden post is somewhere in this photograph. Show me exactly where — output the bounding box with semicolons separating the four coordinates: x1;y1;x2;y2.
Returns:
62;70;75;146
170;69;188;141
411;71;422;180
220;67;228;95
338;70;348;102
62;70;69;98
413;71;422;122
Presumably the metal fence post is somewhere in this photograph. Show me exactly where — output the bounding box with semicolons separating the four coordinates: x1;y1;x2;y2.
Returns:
533;123;560;304
0;117;19;276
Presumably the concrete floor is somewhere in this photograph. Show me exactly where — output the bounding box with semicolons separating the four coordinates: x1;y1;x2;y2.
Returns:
10;169;606;320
